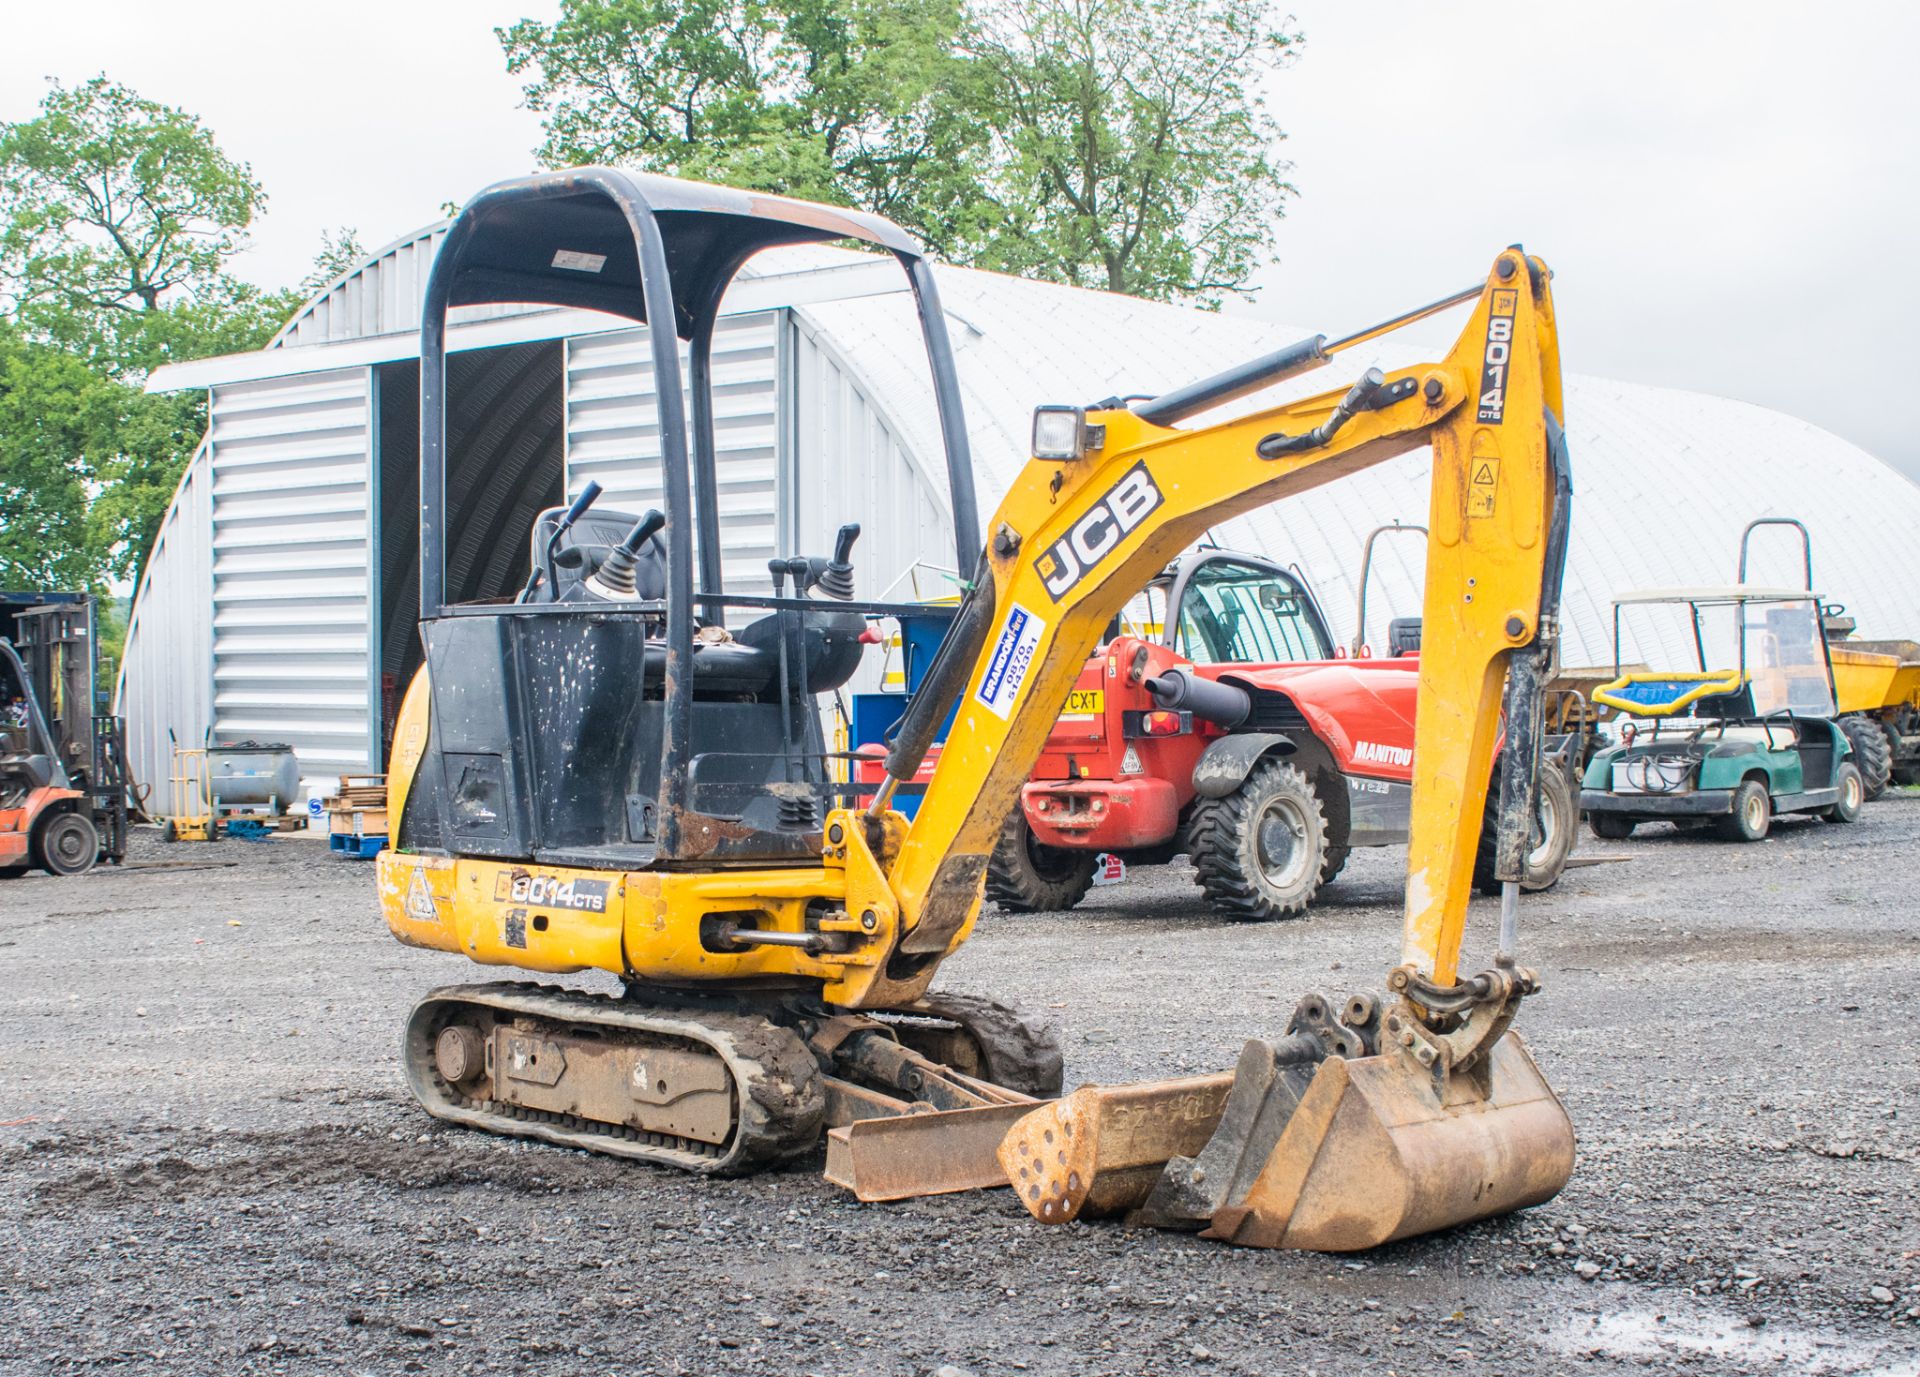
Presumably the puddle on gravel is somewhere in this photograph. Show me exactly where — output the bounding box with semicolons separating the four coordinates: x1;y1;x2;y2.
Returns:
1548;1304;1919;1375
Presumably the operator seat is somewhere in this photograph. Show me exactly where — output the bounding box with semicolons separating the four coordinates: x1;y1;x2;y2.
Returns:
530;504;669;600
528;503;867;698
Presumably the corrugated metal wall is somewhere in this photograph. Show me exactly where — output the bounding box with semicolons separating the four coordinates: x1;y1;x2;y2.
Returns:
787;314;956;606
114;440;215;808
207;369;374;798
565;313;782;604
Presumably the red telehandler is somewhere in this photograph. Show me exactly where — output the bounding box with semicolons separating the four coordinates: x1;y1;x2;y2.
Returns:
985;539;1578;919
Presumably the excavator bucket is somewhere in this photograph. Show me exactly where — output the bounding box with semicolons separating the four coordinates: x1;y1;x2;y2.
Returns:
1204;1032;1574;1251
1001;1029;1573;1251
998;1074;1235;1222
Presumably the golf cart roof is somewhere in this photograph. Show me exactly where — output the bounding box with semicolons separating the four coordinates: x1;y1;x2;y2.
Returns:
1612;586;1823;607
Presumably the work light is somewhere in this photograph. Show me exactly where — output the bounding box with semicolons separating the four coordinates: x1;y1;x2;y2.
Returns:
1031;405;1087;460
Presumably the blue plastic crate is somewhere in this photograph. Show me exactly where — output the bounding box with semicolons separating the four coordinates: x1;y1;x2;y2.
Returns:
329;832;387;860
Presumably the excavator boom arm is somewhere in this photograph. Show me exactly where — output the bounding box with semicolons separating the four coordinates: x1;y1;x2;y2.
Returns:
863;249;1565;1000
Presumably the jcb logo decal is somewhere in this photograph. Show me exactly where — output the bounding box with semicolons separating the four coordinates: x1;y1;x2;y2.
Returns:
1033;463;1164;603
1477;288;1519;424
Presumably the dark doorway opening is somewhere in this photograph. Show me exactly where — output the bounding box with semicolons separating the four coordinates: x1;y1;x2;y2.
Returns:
374;340;564;758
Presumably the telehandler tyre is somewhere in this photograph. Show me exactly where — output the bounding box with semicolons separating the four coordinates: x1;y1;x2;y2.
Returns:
1473;767;1576;897
1188;758;1327;921
1839;715;1892;800
985;812;1096;914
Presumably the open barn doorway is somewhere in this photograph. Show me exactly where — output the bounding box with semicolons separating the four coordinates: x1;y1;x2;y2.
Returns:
373;340;564;761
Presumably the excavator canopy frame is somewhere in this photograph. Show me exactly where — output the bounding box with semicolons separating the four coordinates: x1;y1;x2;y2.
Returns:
413;168;980;860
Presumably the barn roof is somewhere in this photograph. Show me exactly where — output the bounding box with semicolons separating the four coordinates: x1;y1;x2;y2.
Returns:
154;232;1920;671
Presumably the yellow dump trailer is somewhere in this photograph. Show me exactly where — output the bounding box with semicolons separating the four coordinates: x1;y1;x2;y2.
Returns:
1828;640;1920;796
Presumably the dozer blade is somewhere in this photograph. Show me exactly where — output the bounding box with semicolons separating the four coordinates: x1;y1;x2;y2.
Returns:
998;1073;1235;1223
824;1100;1046;1201
1204;1031;1574;1251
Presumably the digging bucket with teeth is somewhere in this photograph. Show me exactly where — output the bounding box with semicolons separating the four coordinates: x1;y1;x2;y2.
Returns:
1002;983;1575;1251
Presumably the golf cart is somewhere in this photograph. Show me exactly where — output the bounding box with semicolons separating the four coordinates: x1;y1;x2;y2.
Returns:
1580;587;1863;841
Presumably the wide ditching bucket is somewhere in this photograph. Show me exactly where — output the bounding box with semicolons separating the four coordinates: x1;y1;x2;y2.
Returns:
1206;1033;1574;1251
1001;1023;1574;1252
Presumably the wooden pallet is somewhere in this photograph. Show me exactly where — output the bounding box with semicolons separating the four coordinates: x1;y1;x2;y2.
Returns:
324;768;387;810
326;773;389;838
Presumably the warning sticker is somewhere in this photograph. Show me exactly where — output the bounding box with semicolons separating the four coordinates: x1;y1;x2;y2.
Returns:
976;603;1046;719
404;868;439;923
1468;456;1501;518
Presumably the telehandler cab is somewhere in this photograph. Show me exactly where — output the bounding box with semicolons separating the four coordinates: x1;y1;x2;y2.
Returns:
379;168;1576;1250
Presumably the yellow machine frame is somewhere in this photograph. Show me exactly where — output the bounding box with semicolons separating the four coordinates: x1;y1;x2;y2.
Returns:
381;247;1564;1016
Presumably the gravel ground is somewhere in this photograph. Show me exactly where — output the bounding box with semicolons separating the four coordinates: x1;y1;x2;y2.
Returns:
3;802;1918;1376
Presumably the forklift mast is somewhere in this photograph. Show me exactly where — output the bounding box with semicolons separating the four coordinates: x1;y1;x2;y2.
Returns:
1;593;129;863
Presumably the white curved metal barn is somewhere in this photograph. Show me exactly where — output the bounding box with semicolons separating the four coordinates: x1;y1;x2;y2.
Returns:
118;229;1920;804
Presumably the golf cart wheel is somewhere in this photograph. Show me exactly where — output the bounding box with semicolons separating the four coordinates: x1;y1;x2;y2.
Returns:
1590;812;1636;841
985;811;1096;914
1823;761;1865;824
1189;758;1328;922
1474;767;1577;897
1839;715;1892;800
33;811;100;876
1715;779;1772;842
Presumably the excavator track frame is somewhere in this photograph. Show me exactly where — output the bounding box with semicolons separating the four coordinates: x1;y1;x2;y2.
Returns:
402;982;1063;1175
404;983;826;1175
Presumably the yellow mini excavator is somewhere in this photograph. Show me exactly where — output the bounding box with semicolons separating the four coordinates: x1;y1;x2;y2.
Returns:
378;167;1576;1249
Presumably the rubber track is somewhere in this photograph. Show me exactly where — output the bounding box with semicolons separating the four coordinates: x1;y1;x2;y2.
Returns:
1186;758;1325;921
905;991;1066;1099
404;982;825;1175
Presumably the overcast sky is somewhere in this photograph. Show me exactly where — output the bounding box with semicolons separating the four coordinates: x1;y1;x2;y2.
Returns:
6;1;1915;479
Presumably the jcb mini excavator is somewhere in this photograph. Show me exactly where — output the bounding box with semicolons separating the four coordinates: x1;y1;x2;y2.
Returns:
379;167;1576;1248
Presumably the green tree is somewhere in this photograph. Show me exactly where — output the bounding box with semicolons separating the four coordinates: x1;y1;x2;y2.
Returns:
0;77;297;593
0;324;100;588
966;0;1299;304
301;227;367;297
0;76;280;376
498;0;994;257
498;0;1299;302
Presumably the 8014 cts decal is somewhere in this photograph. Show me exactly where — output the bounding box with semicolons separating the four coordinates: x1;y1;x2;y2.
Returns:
1033;462;1165;602
1477;287;1520;424
493;872;611;912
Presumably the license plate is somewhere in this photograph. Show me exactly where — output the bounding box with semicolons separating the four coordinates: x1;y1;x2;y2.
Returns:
1062;689;1104;716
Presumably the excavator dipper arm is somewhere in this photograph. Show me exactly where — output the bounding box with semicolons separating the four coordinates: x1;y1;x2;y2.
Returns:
854;249;1565;1006
841;249;1578;1249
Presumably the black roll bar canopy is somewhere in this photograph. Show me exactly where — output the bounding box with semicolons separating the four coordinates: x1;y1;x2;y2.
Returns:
416;167;981;858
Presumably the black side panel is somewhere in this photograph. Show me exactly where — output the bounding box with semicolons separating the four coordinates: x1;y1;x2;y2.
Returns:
424;617;533;859
410;610;841;868
519;614;656;852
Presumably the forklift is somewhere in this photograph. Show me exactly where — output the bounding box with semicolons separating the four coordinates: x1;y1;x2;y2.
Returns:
0;593;129;875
